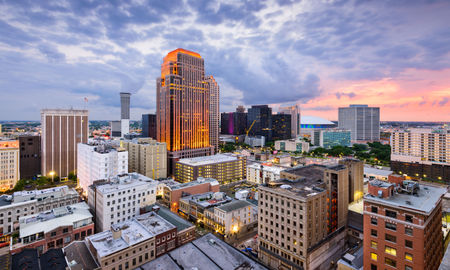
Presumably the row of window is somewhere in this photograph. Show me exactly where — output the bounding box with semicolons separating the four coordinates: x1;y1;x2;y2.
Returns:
371;206;414;223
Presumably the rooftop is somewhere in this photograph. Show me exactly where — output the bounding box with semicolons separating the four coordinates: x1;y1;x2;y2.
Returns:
301;115;334;125
262;177;326;198
87;212;175;258
89;173;156;194
63;241;100;270
139;233;267;270
19;202;92;238
177;154;239;166
216;200;253;213
247;163;285;174
337;245;364;270
364;182;447;214
180;192;232;208
283;164;327;181
152;204;194;232
166;177;219;190
13;185;78;203
364;166;393;177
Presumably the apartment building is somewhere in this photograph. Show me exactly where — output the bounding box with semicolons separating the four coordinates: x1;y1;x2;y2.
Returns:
390;128;450;182
87;173;157;232
363;177;446;270
338;104;380;142
174;154;246;184
77;141;128;195
86;211;177;270
179;192;232;223
0;185;79;237
214;199;257;236
247;163;284;184
162;177;220;212
121;138;167;179
0;140;19;191
10;202;94;254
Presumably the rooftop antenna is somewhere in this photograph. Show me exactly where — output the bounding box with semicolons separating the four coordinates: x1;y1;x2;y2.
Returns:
83;97;89;110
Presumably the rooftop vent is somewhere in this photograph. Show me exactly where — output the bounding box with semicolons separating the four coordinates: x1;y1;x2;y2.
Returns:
280;185;292;189
378;190;383;198
405;201;412;205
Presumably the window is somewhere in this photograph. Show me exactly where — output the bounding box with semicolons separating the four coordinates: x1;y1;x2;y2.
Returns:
370;252;377;261
371;241;377;249
385;234;396;243
405;240;413;248
405;227;413;236
385;258;396;267
371;206;378;213
385;222;396;231
385;246;397;256
371;229;377;237
51;232;57;237
385;210;397;218
405;214;413;223
371;264;377;270
63;228;69;233
405;266;412;270
371;218;377;225
405;253;413;261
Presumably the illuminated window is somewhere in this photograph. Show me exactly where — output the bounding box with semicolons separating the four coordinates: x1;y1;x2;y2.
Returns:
405;253;413;261
371;241;377;249
385;246;397;256
371;252;377;261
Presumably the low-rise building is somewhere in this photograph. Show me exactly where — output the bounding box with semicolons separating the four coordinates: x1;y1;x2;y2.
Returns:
77;141;128;195
162;177;220;212
11;202;94;255
88;172;157;232
0;186;79;237
179;192;232;223
247;163;284;184
174;154;246;184
86;211;177;270
319;129;351;149
274;139;309;152
245;136;265;147
214;199;257;236
0;140;19;191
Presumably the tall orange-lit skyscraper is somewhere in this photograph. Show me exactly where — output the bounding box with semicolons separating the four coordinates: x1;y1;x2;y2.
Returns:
156;48;214;174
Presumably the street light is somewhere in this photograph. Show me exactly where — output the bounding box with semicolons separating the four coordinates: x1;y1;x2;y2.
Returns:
49;171;55;183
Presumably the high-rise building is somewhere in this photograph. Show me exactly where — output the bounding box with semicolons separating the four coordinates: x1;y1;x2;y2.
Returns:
279;105;300;139
77;141;128;195
272;114;291;141
121;138;167;179
338;104;380;142
0;140;20;191
156;48;214;174
390;128;450;183
141;114;156;139
319;129;351;149
339;158;364;203
236;105;245;113
247;105;272;141
363;177;446;270
220;110;247;135
41;109;88;178
18;135;41;179
120;92;131;137
206;75;220;153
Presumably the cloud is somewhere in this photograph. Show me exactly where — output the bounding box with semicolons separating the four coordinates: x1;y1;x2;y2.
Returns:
335;92;356;99
438;97;449;106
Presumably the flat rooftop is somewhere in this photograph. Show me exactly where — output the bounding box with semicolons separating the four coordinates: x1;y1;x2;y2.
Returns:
247;163;284;174
89;173;156;194
216;200;253;213
63;241;100;270
282;164;327;181
364;166;392;177
139;233;267;270
167;177;219;190
262;178;326;198
87;212;175;258
13;185;77;202
177;154;239;166
153;204;194;232
364;183;447;214
180;192;231;208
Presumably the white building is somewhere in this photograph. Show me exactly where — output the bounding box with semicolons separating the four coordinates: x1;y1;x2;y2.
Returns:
214;200;257;235
0;140;19;191
246;163;284;184
77;141;128;195
274;139;310;152
87;172;157;232
0;186;79;235
245;136;265;147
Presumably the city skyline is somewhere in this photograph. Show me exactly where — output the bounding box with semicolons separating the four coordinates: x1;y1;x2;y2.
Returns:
1;0;449;121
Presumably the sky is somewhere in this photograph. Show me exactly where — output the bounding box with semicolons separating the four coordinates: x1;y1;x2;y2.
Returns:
0;0;449;121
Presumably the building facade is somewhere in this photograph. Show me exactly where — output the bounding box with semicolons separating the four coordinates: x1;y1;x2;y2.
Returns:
319;129;351;149
274;139;310;153
338;158;364;203
390;128;450;182
279;105;300;139
272;114;292;141
77;141;128;195
0;140;19;191
120;92;131;137
206;75;220;153
247;105;272;141
87;173;157;232
141;114;156;139
246;163;284;184
363;178;446;270
41;109;88;178
18;135;41;179
220;110;248;135
156;48;214;175
214;200;257;236
174;154;246;184
10;202;94;255
338;104;380;142
121;138;167;179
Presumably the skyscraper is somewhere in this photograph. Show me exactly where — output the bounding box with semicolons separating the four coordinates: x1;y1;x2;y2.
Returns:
41;109;88;178
206;75;219;153
220;106;247;135
156;48;214;174
120;92;131;136
142;114;156;138
271;114;291;141
247;105;272;141
19;135;41;179
279;105;300;139
338;104;380;142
